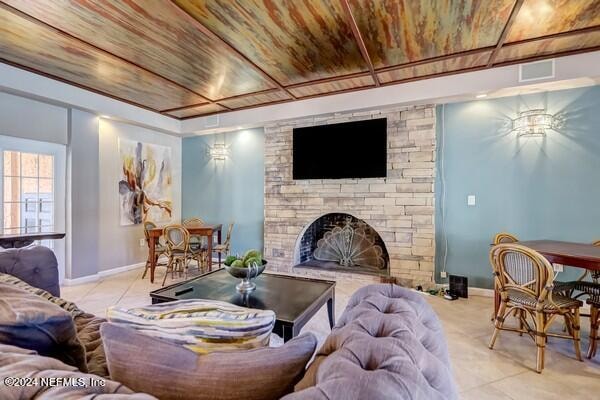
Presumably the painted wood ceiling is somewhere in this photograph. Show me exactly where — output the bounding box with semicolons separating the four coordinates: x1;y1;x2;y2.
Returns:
0;0;599;119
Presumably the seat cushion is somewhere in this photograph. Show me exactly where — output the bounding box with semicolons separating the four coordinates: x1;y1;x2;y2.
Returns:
101;323;317;400
285;284;458;400
106;299;275;354
508;289;582;310
0;283;87;372
0;343;156;399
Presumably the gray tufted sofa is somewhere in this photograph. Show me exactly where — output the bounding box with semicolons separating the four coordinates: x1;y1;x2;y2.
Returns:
283;284;458;400
0;249;457;399
0;245;60;296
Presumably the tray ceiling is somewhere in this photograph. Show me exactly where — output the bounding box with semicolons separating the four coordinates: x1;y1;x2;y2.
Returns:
0;0;598;119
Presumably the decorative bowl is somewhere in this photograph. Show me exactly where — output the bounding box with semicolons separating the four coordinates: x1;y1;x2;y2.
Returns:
224;260;267;294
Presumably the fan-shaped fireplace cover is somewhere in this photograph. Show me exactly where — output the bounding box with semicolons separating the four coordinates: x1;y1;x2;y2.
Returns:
295;213;389;276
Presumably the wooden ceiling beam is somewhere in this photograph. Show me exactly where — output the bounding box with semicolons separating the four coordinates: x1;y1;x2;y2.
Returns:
159;88;285;113
487;0;525;67
169;1;297;100
502;24;600;47
285;71;374;89
375;48;495;74
340;0;380;87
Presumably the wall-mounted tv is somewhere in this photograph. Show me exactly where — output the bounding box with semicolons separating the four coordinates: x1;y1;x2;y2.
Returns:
293;118;387;180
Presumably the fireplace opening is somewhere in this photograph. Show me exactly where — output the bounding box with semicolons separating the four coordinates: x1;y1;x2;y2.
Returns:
293;213;390;276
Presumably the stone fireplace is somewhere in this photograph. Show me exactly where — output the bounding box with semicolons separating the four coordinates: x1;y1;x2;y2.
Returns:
294;213;389;276
264;104;436;285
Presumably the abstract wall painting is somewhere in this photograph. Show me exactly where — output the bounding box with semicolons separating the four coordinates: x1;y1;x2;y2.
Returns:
118;139;172;226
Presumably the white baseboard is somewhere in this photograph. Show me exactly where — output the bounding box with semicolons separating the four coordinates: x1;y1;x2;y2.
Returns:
98;262;145;278
62;256;222;286
62;274;100;286
469;287;494;297
62;261;145;286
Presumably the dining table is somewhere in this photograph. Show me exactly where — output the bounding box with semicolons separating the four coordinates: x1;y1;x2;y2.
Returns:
493;240;600;315
147;223;222;284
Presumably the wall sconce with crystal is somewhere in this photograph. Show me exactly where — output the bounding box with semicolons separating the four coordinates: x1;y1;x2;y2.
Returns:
510;109;562;137
208;143;229;160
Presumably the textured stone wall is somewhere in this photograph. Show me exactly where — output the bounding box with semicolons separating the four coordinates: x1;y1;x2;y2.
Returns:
264;104;436;285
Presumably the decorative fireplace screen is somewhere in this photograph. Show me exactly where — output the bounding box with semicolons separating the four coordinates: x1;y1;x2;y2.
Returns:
313;217;385;270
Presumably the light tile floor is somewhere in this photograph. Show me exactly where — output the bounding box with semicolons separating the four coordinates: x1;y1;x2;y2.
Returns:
61;267;600;400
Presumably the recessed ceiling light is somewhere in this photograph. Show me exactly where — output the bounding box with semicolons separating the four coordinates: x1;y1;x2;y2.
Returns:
476;94;488;99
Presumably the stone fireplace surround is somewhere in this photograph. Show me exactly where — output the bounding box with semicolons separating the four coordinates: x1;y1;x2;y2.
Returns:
264;104;436;285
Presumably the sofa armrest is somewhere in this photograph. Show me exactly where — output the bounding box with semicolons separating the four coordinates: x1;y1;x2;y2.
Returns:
0;245;60;296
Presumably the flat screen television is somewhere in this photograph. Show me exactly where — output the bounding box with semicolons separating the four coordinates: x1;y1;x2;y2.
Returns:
293;118;387;180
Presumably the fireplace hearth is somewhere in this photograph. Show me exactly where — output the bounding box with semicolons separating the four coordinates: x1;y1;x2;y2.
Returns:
294;213;389;276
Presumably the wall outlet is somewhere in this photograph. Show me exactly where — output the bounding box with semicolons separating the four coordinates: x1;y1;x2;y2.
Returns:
467;195;476;206
440;271;447;278
553;263;564;272
139;238;146;247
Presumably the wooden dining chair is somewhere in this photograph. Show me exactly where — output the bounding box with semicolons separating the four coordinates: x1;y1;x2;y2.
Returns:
489;243;583;373
213;222;234;267
142;221;167;280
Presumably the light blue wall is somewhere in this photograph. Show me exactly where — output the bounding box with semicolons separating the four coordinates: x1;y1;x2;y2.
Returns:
436;86;600;288
182;129;265;255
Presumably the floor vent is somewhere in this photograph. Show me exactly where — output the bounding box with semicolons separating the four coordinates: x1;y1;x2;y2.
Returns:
519;59;555;82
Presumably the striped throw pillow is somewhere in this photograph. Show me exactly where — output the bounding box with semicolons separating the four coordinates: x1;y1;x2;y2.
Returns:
107;299;275;354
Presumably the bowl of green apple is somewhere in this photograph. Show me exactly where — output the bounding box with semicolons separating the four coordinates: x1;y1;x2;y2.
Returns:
223;250;267;294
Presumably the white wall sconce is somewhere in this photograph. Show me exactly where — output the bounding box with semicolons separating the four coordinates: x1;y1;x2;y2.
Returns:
208;143;229;161
510;109;562;137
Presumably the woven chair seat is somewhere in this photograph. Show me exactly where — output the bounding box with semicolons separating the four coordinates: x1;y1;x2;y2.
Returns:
574;281;600;297
588;296;600;307
154;245;167;253
508;290;582;311
189;245;207;253
553;280;578;293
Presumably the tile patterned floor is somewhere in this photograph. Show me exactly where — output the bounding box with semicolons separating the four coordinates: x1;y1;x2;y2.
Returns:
61;267;600;400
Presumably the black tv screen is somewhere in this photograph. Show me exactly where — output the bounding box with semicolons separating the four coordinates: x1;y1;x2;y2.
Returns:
293;118;387;179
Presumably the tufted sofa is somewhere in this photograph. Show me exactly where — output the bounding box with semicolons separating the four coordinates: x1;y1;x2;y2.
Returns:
0;245;60;296
0;249;457;399
283;284;458;400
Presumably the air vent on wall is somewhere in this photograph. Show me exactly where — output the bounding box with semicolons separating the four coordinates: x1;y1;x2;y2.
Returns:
519;59;555;82
204;114;219;128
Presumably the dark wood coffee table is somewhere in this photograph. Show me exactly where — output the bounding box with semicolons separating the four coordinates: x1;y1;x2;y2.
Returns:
150;269;336;342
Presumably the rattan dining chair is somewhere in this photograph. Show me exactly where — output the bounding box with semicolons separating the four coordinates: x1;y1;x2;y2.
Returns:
553;240;600;298
162;225;204;286
182;217;208;268
587;295;600;359
142;221;167;280
213;222;234;267
489;243;583;373
493;232;519;244
565;240;600;359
